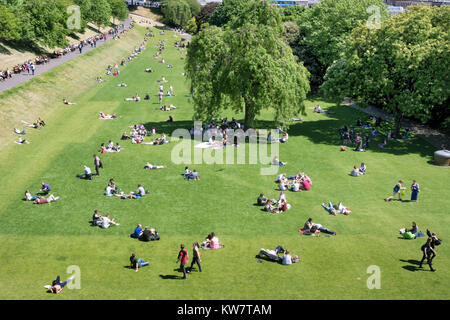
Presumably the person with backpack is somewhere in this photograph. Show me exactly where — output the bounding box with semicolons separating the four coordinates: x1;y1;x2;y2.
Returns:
177;244;189;279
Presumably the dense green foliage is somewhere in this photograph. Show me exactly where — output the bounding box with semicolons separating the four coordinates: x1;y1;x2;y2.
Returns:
322;5;450;137
186;0;310;128
0;0;128;48
0;4;20;41
194;1;220;33
161;0;200;28
295;0;390;89
209;0;247;27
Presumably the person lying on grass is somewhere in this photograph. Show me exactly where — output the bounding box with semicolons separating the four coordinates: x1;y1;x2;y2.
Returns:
63;99;76;105
97;213;119;228
160;105;176;111
15;136;29;144
258;246;300;264
321;201;351;215
303;218;337;235
33;194;59;204
114;192;138;199
145;68;153;73
144;162;166;170
25;190;39;201
14;128;26;135
157;76;168;83
99;112;117;119
272;156;287;167
47;275;74;294
117;83;127;87
125;93;140;102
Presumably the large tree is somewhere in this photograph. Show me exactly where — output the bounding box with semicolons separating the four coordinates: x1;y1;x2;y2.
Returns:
209;0;247;28
161;0;200;28
322;5;450;137
90;0;112;31
194;1;220;33
296;0;390;89
0;4;21;41
186;0;310;128
108;0;129;24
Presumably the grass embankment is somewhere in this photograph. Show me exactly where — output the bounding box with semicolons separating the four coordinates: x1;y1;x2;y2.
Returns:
0;27;448;300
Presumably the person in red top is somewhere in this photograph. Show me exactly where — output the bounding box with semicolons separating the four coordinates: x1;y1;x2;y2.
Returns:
177;244;189;280
301;179;311;191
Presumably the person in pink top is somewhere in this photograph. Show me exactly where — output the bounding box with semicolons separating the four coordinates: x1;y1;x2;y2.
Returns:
301;179;311;191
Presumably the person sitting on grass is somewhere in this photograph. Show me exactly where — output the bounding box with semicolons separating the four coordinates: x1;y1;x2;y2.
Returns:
136;184;147;197
144;162;166;170
129;224;143;238
350;165;361;177
279;132;289;143
145;68;153;73
91;210;102;226
40;182;51;194
63;99;76;105
359;162;367;175
186;169;200;181
33;194;60;204
25;190;39;201
279;199;291;212
264;199;280;213
257;193;267;206
281;249;300;265
15;136;29;144
130;253;149;272
184;166;191;179
82;165;92;180
121;131;130;140
314;105;324;113
399;221;424;239
97;213;119;228
139;227;160;242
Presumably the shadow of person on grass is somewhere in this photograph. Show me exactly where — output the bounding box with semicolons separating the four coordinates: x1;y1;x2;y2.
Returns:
159;274;182;280
400;259;422;272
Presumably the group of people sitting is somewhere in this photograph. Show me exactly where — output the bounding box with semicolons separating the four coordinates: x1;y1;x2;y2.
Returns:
321;201;352;215
350;162;367;176
257;192;291;213
100;141;121;153
129;224;160;241
200;232;224;250
276;172;312;192
91;210;120;228
399;221;425;239
25;182;60;205
105;180;148;199
160;104;176;111
184;167;200;180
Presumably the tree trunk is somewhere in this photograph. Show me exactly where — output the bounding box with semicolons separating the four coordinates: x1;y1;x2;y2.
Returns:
244;97;255;129
393;110;403;139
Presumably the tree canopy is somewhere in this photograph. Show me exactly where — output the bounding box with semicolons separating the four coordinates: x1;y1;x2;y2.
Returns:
321;5;450;136
161;0;201;28
295;0;390;89
186;0;310;128
0;4;21;41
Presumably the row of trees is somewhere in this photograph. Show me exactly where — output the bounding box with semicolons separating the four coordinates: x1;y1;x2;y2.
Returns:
185;0;449;134
160;0;200;28
0;0;128;48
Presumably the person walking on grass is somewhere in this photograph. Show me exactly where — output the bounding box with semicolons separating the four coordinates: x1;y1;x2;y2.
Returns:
177;244;189;279
188;242;202;273
419;238;436;272
93;154;103;176
385;180;406;202
130;253;149;272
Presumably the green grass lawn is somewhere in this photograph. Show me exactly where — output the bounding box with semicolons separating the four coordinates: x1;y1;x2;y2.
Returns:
0;26;448;300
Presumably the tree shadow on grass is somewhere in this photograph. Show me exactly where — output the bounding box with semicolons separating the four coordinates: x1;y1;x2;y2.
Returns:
144;106;436;158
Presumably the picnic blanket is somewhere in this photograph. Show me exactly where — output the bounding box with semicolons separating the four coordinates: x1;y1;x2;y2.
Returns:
299;228;320;235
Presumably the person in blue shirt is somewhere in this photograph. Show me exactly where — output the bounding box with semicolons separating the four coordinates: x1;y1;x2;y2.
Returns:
129;224;143;238
410;180;420;202
40;181;51;194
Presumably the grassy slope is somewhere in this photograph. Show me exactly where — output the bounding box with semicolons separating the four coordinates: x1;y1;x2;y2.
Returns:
0;28;448;300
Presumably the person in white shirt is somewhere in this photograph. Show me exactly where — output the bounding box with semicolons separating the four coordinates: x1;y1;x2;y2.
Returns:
84;165;92;180
105;185;113;196
282;250;292;265
98;214;119;228
136;184;146;197
278;191;286;204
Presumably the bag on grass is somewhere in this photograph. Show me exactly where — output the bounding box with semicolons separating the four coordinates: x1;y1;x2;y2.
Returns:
403;232;415;239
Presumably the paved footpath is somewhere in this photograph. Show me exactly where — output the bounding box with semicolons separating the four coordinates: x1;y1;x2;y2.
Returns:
343;101;450;149
0;18;132;93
